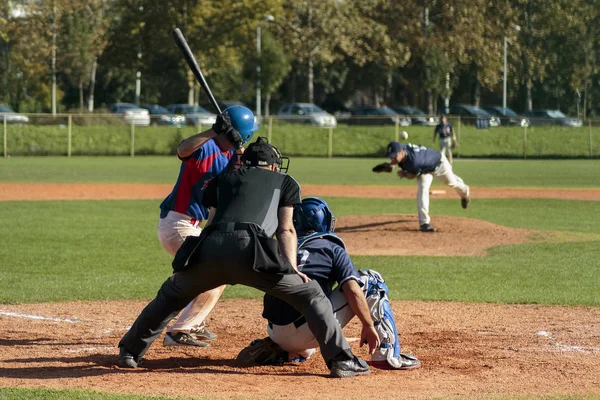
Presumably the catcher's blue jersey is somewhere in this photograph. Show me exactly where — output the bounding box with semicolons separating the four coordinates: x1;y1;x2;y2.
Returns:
399;143;442;175
262;236;361;326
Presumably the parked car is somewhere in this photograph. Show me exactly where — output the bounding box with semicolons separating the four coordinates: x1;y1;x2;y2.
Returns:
166;104;217;127
277;103;337;128
522;109;582;127
484;106;530;127
141;104;186;127
108;103;151;126
0;104;29;124
393;106;439;126
448;104;500;128
348;106;411;126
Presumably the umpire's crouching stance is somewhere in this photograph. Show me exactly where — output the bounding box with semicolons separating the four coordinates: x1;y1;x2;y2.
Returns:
118;138;370;378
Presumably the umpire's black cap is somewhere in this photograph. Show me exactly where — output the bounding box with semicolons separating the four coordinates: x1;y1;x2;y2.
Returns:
242;139;280;167
385;141;402;158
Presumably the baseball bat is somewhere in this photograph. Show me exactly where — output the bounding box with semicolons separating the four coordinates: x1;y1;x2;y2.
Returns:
170;28;222;114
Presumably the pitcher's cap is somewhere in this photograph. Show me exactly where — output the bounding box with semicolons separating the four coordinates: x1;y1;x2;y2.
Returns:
385;141;402;158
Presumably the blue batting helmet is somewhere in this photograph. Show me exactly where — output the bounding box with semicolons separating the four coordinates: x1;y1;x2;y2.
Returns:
293;197;336;236
223;105;259;143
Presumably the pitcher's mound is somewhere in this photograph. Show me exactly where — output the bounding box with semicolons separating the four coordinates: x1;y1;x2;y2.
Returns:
336;215;546;256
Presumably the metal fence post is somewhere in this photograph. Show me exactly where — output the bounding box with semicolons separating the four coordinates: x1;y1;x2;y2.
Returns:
394;116;399;142
328;126;333;159
3;114;6;159
589;120;593;158
67;114;72;157
456;116;461;158
523;126;528;159
268;116;273;143
130;119;135;157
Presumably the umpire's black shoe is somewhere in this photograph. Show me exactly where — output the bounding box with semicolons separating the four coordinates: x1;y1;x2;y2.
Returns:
330;355;371;378
118;347;141;368
420;223;437;232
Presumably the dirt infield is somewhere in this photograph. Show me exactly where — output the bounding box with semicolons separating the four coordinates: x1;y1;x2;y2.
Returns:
2;183;600;201
0;183;599;398
0;300;599;400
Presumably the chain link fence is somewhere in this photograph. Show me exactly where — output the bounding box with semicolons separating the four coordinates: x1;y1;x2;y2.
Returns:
2;113;599;158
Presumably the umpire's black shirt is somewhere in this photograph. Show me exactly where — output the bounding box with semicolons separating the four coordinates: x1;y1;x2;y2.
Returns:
202;167;301;237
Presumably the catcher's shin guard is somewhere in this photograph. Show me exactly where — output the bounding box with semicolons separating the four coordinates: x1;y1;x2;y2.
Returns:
360;270;404;369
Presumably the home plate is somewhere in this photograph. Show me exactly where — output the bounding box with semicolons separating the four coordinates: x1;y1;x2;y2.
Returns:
430;190;446;195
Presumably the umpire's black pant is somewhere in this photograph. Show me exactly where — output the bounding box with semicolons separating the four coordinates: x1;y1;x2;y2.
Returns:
119;228;353;366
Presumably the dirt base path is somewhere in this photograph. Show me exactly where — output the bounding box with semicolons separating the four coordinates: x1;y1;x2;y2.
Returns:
2;183;600;201
0;300;599;400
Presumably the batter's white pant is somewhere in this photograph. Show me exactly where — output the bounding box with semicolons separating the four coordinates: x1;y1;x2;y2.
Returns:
268;275;369;360
417;153;469;225
439;137;452;158
157;211;226;333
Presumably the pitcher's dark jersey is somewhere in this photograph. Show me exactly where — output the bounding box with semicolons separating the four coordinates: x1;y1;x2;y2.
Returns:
398;143;442;175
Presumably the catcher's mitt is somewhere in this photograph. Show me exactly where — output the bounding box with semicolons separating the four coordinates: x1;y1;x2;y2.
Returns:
372;162;393;173
236;337;288;366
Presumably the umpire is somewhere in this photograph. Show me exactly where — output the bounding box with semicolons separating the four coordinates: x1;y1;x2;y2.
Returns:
118;138;370;378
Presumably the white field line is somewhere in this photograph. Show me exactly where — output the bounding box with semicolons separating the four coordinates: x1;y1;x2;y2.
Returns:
536;330;600;353
0;310;80;323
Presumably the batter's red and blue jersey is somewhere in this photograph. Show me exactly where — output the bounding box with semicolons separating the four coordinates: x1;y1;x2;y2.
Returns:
160;139;236;221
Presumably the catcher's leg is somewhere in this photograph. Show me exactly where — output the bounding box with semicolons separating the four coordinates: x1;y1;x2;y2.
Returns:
433;154;469;198
267;285;356;361
359;270;421;370
417;173;433;225
166;285;225;336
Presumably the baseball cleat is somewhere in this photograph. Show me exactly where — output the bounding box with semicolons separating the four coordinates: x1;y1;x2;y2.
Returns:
420;223;437;232
330;355;371;378
118;347;141;368
190;325;217;341
163;331;211;347
461;187;471;209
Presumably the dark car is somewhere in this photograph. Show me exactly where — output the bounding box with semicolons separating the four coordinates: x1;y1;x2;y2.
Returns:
348;106;410;126
484;106;530;127
141;104;186;127
166;104;217;127
393;106;439;126
522;109;582;127
448;104;500;128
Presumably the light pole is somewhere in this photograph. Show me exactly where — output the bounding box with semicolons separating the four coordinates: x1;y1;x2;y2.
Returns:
503;25;521;109
256;15;275;117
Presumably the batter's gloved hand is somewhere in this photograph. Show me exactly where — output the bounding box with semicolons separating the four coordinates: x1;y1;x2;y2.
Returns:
213;113;244;149
372;162;393;173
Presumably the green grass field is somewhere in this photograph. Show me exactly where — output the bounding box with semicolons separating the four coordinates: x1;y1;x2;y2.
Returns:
0;156;599;400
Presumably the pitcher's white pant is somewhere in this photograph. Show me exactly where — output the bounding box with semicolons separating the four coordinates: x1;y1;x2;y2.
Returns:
417;153;469;225
157;211;226;334
268;276;368;360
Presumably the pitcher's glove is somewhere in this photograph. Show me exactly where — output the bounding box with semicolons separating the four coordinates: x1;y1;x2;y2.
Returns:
372;162;393;173
235;337;288;366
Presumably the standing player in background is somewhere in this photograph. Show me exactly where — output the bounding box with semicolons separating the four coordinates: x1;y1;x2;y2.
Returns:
157;105;258;347
236;197;421;370
433;114;457;164
373;141;470;232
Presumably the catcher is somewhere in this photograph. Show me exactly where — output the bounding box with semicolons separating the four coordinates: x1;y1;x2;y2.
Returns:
372;141;470;232
236;197;421;370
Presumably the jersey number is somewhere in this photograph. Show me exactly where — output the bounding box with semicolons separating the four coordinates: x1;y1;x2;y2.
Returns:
297;249;310;271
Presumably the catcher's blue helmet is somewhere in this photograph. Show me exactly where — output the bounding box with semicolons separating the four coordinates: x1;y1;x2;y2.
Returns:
223;105;259;143
293;197;336;236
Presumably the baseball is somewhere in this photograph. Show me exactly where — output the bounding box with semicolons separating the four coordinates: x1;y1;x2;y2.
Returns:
400;131;408;140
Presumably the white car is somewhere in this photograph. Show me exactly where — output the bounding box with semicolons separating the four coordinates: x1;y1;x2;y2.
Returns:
108;103;151;126
277;103;337;128
0;104;29;124
166;104;217;127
